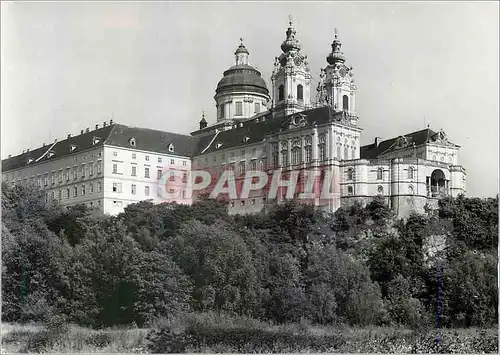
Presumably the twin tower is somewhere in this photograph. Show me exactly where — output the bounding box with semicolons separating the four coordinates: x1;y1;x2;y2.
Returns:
213;18;358;124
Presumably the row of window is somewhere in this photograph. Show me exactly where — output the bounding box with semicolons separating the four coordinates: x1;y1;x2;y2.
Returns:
277;84;304;101
219;102;262;119
8;162;103;188
112;165;188;181
345;185;415;196
44;181;103;201
113;150;188;166
346;167;416;181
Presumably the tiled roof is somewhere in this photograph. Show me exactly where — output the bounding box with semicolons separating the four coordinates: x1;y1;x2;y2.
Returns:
2;124;115;172
2;124;196;172
195;106;348;155
360;128;437;159
105;124;196;157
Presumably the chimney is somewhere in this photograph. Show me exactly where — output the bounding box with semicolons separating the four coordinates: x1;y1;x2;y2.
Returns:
103;121;107;127
95;124;99;130
375;137;383;147
85;128;90;133
110;119;114;125
67;134;71;139
81;130;84;135
42;143;45;147
8;154;11;158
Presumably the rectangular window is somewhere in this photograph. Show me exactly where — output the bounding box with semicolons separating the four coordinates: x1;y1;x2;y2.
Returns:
170;159;175;165
254;102;260;113
158;157;162;163
131;184;136;195
272;153;279;168
81;184;86;196
220;103;225;119
73;167;77;180
131;166;137;176
58;171;63;183
157;169;162;180
113;151;118;157
239;162;246;175
169;170;175;181
44;175;48;187
305;146;312;163
251;160;257;171
81;164;86;178
281;151;289;166
132;153;136;159
73;186;78;197
145;155;150;161
112;182;122;193
97;181;102;192
89;164;93;176
182;172;188;183
145;167;150;178
51;173;55;185
145;186;150;196
112;164;117;174
97;161;101;174
319;144;326;161
182;160;187;166
90;182;94;194
65;169;70;181
235;102;243;116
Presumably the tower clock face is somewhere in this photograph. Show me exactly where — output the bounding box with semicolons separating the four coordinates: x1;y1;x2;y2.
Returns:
294;57;303;66
339;67;347;77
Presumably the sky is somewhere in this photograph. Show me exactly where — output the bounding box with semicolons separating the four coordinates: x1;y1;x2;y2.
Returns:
1;1;498;197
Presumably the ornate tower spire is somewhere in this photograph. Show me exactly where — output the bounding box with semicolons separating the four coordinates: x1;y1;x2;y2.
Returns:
318;28;357;123
235;38;249;65
271;16;312;117
327;28;346;65
280;15;301;53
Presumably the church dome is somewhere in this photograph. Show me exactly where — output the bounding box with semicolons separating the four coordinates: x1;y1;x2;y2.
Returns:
216;64;269;96
215;40;269;97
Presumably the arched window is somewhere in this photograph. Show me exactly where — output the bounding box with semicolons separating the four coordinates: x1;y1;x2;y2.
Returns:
337;146;341;159
291;148;301;165
377;185;383;195
347;186;354;195
297;84;303;100
344;146;348;160
343;95;349;110
377;168;383;180
347;168;354;181
408;166;415;179
278;85;285;101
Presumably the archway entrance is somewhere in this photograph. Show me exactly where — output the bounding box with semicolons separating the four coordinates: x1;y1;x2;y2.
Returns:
427;169;448;197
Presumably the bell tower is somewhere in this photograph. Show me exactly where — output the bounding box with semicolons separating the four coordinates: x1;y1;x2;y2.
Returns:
271;16;312;117
317;29;358;124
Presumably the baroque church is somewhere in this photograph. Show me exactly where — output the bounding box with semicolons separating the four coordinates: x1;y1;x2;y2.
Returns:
1;18;467;217
189;18;467;216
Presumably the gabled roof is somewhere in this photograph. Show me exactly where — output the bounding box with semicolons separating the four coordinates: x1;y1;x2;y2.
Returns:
360;128;438;159
105;124;195;157
2;124;115;172
195;106;353;155
2;123;197;172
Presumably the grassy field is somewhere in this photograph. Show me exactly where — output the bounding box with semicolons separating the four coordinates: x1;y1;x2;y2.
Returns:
2;318;498;353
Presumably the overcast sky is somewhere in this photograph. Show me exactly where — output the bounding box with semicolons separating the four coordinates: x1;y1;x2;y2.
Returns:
1;1;498;197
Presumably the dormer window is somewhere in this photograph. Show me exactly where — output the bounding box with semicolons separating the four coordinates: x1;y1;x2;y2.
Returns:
47;151;55;158
27;158;34;164
168;143;174;152
216;143;223;149
243;136;250;142
70;145;77;152
92;137;101;145
129;137;136;147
